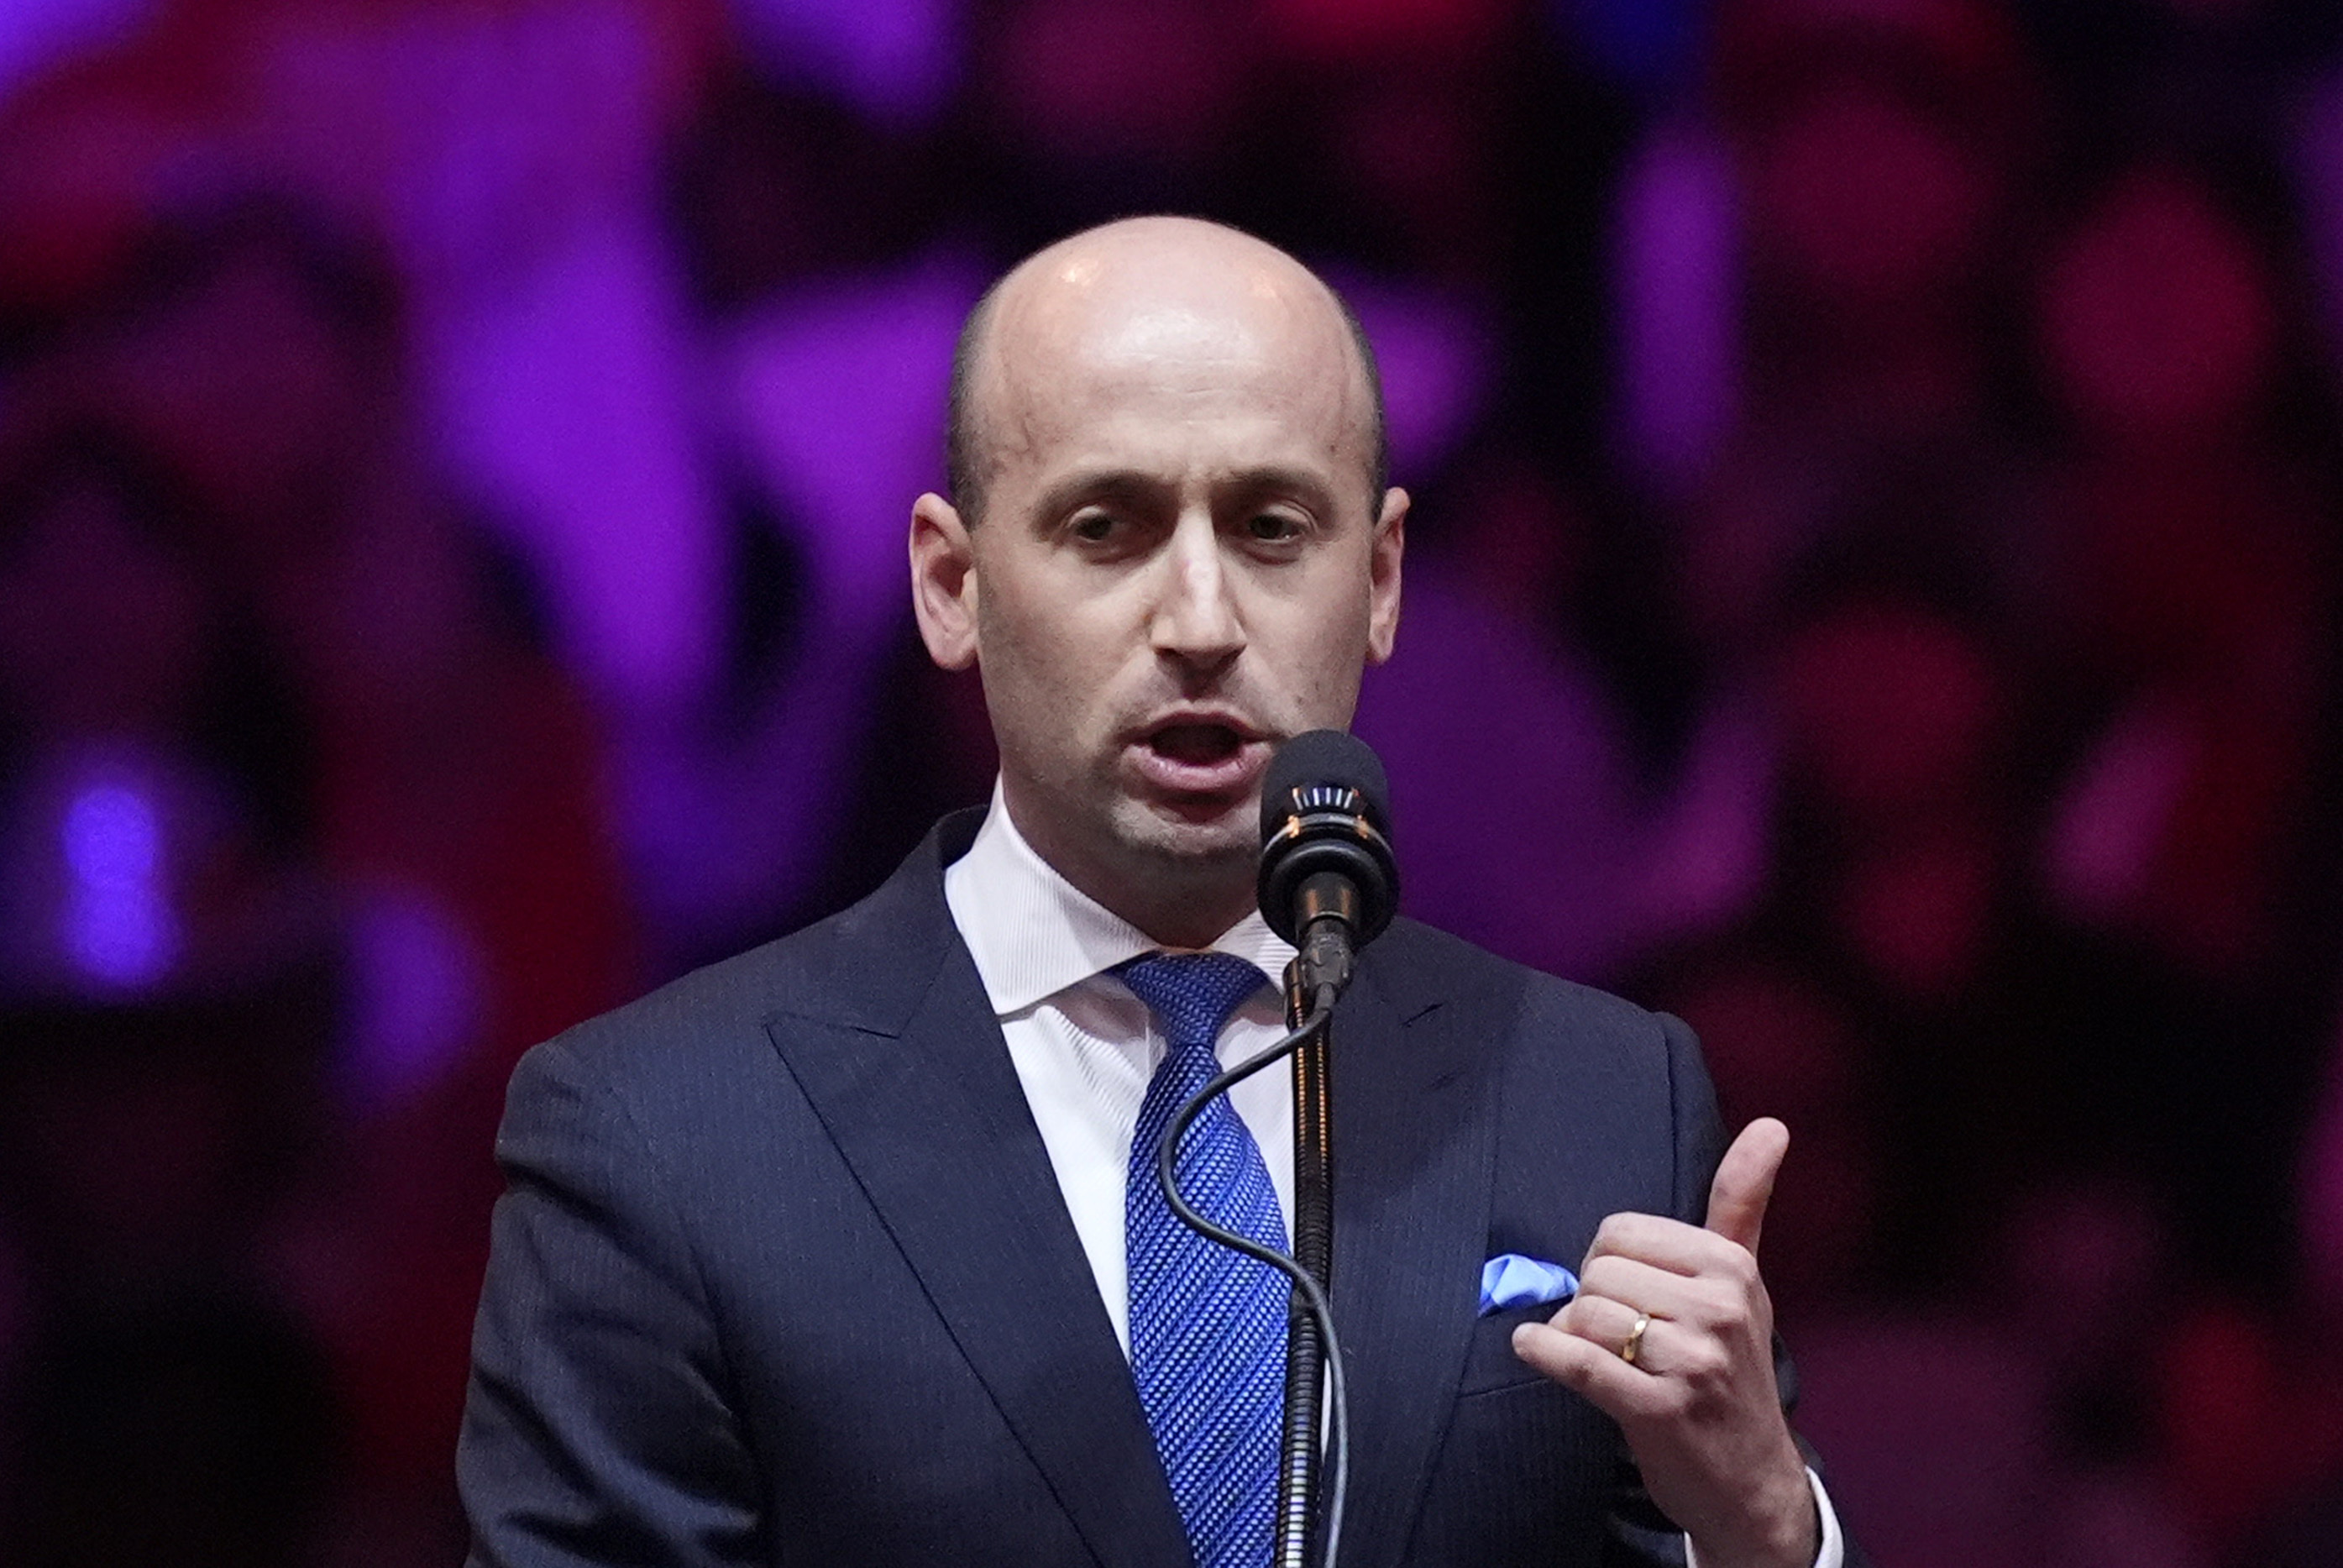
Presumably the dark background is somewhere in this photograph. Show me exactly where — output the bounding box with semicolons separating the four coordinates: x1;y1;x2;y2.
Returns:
4;0;2343;1563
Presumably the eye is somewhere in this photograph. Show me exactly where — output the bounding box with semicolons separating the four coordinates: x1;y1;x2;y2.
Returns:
1069;510;1120;544
1245;511;1306;544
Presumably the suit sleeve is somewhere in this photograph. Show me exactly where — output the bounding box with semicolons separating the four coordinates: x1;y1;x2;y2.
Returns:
458;1036;764;1568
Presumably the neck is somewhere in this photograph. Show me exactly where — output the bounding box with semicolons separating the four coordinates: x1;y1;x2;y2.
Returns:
998;789;1256;950
1114;877;1255;952
1066;846;1256;952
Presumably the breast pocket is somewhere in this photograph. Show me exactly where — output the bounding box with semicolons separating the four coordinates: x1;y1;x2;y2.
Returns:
1457;1302;1565;1398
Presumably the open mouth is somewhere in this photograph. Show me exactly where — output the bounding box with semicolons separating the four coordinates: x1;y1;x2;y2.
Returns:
1132;720;1266;801
1148;722;1246;767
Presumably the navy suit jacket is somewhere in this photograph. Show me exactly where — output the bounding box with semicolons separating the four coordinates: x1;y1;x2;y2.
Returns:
459;811;1775;1566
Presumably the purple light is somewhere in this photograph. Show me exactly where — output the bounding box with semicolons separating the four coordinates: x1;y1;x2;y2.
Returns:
60;779;177;989
0;0;156;105
731;0;962;128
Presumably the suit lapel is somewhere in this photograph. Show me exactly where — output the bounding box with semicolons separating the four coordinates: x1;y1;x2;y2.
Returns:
761;826;1512;1568
1330;930;1509;1568
763;823;1192;1568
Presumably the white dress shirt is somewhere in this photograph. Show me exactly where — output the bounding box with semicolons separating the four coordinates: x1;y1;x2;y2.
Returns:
944;784;1297;1355
942;788;1843;1568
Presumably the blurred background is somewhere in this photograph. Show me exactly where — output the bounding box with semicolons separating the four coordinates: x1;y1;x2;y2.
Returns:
3;0;2343;1562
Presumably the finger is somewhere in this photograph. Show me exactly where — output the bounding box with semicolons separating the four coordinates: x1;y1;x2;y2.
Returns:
1512;1319;1669;1420
1551;1293;1666;1371
1576;1253;1733;1325
1702;1116;1788;1257
1583;1212;1754;1278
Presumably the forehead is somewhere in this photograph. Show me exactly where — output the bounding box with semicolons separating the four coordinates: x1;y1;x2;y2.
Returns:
976;239;1373;495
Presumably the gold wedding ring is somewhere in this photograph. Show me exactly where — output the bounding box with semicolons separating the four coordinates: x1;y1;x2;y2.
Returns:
1619;1310;1651;1367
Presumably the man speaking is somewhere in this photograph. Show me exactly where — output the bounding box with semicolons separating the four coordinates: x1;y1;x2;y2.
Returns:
459;216;1853;1567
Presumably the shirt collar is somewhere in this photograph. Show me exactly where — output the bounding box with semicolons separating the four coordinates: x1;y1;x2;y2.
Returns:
945;779;1296;1017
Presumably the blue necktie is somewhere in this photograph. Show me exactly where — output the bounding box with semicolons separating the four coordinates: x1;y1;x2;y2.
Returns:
1119;952;1287;1568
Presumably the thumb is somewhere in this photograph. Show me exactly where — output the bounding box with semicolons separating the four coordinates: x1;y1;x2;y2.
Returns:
1703;1116;1789;1256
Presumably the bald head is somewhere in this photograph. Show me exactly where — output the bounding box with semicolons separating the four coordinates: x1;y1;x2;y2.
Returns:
906;213;1407;943
946;217;1387;526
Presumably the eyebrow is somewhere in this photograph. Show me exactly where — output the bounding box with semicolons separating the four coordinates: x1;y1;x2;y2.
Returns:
1224;465;1341;516
1030;469;1162;527
1029;464;1343;527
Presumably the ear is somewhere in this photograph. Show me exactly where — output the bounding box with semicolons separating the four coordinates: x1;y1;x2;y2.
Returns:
1365;485;1407;664
910;491;979;670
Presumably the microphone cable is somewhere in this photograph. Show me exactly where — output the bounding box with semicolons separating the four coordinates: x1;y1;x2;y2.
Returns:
1154;981;1349;1568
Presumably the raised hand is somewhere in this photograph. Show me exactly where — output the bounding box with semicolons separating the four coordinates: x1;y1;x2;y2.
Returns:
1511;1118;1818;1568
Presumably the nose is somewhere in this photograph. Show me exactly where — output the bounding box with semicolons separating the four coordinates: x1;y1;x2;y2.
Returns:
1151;512;1244;672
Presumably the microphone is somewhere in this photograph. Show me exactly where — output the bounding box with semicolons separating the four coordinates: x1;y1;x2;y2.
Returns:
1256;730;1399;999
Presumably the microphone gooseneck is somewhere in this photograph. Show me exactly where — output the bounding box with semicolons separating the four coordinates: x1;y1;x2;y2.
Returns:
1212;729;1397;1568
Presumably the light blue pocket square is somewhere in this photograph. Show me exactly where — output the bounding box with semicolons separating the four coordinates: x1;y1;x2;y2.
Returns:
1478;1254;1580;1316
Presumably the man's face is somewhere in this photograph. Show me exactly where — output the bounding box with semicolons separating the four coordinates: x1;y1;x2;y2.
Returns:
912;224;1404;941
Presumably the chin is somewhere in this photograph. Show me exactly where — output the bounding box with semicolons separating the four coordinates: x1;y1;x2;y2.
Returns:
1115;800;1255;873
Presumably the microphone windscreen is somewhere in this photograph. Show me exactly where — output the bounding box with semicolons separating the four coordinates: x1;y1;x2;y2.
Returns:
1258;729;1392;845
1256;730;1400;949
